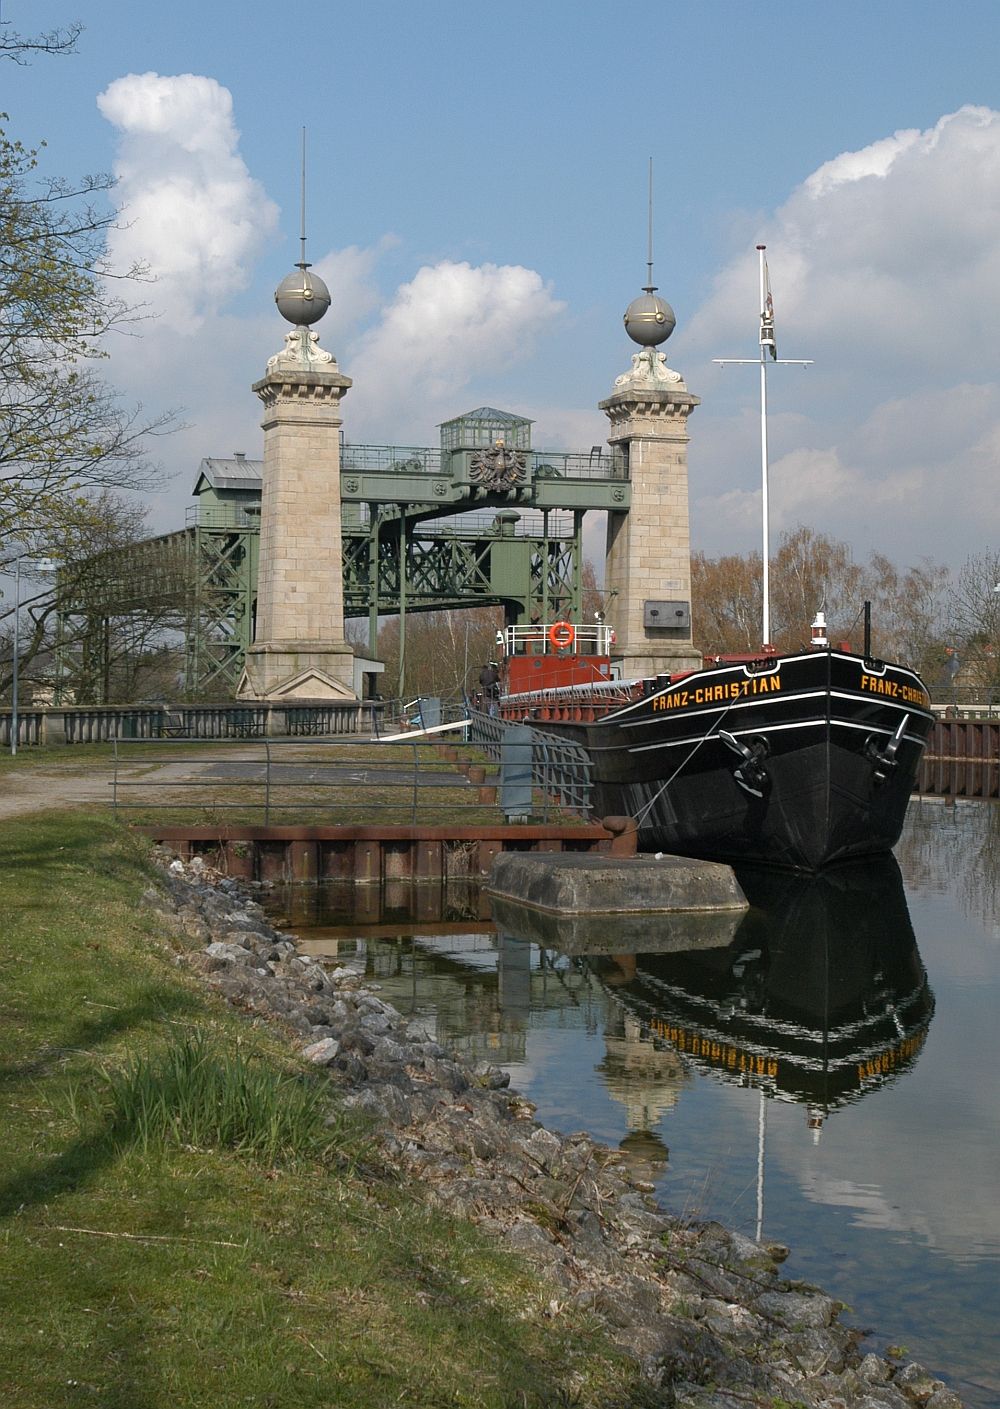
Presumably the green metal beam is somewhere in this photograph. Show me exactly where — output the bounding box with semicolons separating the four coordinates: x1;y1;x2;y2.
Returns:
53;430;626;698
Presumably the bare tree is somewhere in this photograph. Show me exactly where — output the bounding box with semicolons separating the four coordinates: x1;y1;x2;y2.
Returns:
944;549;1000;693
0;14;83;63
769;527;865;648
692;525;950;669
376;607;502;701
1;106;175;556
581;558;605;624
692;550;762;654
1;493;186;704
865;553;951;677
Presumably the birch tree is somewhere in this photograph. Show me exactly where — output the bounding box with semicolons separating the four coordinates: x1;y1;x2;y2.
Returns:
1;117;175;555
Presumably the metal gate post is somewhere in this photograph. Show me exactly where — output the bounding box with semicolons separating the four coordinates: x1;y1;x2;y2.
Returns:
500;724;534;821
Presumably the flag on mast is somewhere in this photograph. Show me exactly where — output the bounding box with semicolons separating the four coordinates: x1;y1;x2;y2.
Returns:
760;255;777;360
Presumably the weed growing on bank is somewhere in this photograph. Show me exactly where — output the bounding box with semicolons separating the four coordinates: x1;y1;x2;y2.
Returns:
103;1029;354;1163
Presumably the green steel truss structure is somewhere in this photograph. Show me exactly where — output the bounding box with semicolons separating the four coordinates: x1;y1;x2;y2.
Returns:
55;408;631;699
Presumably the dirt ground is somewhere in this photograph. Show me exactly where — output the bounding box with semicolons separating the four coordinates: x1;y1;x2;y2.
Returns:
0;759;119;819
0;741;478;823
0;748;265;822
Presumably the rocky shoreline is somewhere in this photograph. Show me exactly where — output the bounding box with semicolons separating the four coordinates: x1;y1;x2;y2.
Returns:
149;851;964;1409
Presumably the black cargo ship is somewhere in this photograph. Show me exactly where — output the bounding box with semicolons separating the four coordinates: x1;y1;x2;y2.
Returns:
505;645;934;871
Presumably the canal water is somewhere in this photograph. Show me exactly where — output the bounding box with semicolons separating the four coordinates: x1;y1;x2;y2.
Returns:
264;800;1000;1408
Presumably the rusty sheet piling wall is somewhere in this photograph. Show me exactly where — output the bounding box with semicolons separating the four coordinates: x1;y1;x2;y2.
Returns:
917;718;1000;798
139;818;640;885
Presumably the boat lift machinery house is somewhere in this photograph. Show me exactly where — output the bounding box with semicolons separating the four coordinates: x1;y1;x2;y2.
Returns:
52;408;631;700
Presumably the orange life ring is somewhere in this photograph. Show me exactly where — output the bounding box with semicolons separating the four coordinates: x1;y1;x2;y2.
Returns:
549;621;575;649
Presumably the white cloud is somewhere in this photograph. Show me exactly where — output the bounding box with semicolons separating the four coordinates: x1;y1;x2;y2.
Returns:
97;72;279;331
313;236;399;345
519;405;608;453
343;260;566;441
803;127;923;199
103;309;275;533
680;105;1000;567
93;90;1000;575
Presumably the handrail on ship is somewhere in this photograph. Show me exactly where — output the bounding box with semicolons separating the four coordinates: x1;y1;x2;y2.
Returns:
501;622;617;656
503;678;645;706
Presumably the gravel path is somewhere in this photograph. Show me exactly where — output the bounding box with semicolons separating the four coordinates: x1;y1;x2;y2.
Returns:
0;743;478;821
0;761;119;818
0;749;268;821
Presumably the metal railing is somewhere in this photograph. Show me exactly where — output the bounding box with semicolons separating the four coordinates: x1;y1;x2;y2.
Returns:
525;448;626;480
186;504;261;529
373;697;470;737
4;699;594;824
501;622;616;657
341;443;444;474
108;720;594;825
413;510;577;539
110;737;493;825
930;687;1000;719
468;708;594;818
338;442;626;481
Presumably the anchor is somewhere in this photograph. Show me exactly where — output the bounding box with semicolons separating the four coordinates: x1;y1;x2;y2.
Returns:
719;730;770;798
865;713;909;786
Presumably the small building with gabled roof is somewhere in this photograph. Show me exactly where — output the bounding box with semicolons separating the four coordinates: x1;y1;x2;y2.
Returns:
438;407;532;454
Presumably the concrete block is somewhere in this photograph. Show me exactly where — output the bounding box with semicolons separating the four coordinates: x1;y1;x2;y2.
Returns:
487;851;747;919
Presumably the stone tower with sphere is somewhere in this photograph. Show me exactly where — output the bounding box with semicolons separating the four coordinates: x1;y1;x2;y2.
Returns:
237;245;357;702
599;245;701;680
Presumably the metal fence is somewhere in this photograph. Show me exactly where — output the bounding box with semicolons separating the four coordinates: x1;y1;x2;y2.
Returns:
108;718;594;825
468;708;594;818
110;737;493;825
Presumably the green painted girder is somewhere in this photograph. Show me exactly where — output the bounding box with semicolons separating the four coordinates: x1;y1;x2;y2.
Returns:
341;476;627;515
51;425;611;695
339;445;630;517
341;522;577;617
188;524;259;693
61;527;196;615
55;517;580;695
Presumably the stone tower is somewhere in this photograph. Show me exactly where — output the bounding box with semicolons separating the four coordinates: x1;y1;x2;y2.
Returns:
238;257;357;701
600;271;701;679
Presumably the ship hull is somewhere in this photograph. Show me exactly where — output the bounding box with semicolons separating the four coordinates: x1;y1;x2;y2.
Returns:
510;650;934;872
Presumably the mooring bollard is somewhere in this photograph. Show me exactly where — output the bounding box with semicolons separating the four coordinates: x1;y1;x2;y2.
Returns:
602;815;639;856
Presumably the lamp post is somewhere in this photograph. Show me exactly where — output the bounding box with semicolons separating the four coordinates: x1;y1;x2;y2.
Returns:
7;555;57;756
11;554;21;757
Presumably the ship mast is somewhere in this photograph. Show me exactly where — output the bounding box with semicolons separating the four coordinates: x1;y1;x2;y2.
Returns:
714;246;812;648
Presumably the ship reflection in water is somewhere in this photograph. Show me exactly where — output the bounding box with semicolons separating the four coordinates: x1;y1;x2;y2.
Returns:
267;856;933;1158
486;856;934;1217
582;857;935;1138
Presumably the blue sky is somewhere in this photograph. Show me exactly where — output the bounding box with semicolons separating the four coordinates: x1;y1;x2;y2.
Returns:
6;0;1000;572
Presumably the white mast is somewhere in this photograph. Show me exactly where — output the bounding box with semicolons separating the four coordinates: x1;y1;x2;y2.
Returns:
714;246;812;648
757;247;772;646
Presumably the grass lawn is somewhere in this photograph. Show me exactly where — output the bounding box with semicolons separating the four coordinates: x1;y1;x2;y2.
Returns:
0;811;644;1408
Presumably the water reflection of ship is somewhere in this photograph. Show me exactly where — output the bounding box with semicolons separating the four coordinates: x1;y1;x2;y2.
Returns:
588;856;935;1129
264;860;934;1193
